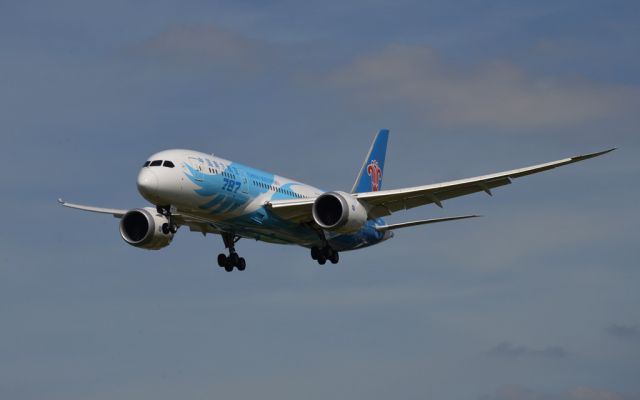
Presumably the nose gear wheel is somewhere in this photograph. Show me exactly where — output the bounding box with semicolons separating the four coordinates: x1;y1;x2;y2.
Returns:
157;205;178;234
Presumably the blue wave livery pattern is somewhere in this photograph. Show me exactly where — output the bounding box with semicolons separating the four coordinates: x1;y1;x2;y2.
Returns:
183;156;386;251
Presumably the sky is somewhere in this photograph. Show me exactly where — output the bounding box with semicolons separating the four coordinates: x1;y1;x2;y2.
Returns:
1;1;639;399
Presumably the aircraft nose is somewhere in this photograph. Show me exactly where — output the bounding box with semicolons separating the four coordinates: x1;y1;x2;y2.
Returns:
137;168;159;199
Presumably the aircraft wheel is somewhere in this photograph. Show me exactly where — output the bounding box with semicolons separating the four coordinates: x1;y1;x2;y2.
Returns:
230;253;240;266
329;252;339;264
237;257;246;271
169;224;178;234
311;247;320;260
317;256;327;265
224;264;234;272
162;223;171;234
323;247;335;259
217;254;228;267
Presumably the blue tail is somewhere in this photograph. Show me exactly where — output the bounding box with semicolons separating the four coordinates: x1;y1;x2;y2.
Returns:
351;129;389;193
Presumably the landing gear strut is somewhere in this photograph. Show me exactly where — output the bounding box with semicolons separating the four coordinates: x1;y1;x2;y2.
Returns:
217;233;246;272
311;246;339;265
157;205;178;234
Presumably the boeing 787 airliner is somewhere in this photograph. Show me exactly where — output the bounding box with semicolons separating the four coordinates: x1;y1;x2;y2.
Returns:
60;130;613;271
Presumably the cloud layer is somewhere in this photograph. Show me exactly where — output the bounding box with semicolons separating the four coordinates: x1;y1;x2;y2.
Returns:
606;324;640;340
488;342;568;359
326;45;637;129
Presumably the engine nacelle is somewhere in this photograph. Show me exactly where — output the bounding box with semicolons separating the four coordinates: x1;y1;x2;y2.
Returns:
312;191;368;233
119;207;174;250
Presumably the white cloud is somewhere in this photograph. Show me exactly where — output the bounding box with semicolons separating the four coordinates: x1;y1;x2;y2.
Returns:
326;45;638;129
134;25;269;72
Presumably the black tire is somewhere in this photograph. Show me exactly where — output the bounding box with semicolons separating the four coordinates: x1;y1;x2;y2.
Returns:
162;223;170;234
217;254;227;267
224;264;234;272
237;258;246;271
330;252;339;264
324;247;335;259
318;256;327;265
311;247;320;260
230;253;240;266
169;224;178;234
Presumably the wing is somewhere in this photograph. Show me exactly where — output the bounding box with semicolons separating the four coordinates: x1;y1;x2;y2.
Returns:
59;199;127;217
58;199;224;235
356;148;615;218
265;198;316;223
266;148;615;221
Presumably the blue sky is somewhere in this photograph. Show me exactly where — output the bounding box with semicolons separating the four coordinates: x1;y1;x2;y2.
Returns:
1;1;639;399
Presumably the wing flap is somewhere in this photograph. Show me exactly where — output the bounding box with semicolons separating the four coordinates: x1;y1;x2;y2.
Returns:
365;177;511;217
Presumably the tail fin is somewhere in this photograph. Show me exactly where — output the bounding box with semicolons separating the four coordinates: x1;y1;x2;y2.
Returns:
351;129;389;193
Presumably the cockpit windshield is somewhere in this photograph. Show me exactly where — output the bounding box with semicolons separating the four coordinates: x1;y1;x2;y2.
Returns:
144;160;176;168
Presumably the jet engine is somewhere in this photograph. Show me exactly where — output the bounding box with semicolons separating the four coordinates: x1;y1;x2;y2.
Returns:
312;191;369;233
119;207;174;250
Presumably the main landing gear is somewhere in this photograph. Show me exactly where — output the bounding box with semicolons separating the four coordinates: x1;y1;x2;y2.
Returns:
157;205;178;234
310;246;339;265
217;233;246;272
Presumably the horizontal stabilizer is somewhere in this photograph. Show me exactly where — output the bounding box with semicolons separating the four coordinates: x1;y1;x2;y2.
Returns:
374;215;480;232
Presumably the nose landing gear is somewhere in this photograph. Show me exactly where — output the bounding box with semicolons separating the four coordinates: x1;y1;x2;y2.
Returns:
157;205;178;234
217;233;246;272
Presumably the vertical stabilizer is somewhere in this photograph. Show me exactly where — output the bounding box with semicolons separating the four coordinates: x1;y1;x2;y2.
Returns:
351;129;389;193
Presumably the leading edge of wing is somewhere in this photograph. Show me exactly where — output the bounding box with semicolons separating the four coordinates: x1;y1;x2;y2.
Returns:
355;148;616;202
58;199;127;217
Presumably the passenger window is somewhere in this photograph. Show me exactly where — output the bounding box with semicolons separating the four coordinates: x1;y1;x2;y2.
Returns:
143;161;151;167
163;161;175;168
150;160;162;167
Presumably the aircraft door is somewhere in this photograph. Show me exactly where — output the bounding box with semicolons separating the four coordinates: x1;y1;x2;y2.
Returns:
186;157;205;182
237;169;250;194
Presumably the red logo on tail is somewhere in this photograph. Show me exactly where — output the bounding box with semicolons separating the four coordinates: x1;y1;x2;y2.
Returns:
367;160;382;191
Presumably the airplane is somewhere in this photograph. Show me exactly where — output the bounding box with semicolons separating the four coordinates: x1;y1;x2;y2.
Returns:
60;129;614;272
